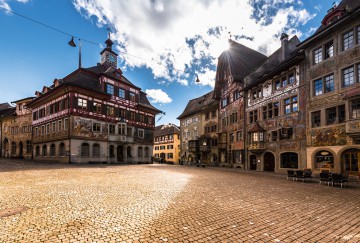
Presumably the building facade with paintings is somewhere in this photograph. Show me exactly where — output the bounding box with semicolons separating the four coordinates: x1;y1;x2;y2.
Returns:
0;98;34;159
243;34;306;173
213;39;267;168
153;123;181;164
26;37;161;164
298;0;360;175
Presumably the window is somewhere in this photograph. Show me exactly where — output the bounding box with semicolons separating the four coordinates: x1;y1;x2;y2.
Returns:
252;88;261;100
267;102;279;118
52;122;56;133
312;111;321;127
324;41;334;59
271;131;278;141
221;97;228;108
211;139;218;146
106;84;114;95
93;102;101;113
343;30;354;51
343;66;355;87
127;127;133;136
205;112;210;120
58;120;62;131
326;105;345;125
109;145;115;158
262;106;267;120
167;153;173;159
93;123;101;132
50;144;56;157
109;124;116;134
118;123;126;135
118;89;125;99
78;98;87;111
35;146;40;157
46;124;50;134
93;144;100;157
11;142;16;155
129;92;136;102
279;128;293;140
351;98;360;119
314;74;335;96
144;147;149;157
211;110;216;118
236;131;242;141
275;79;281;90
138;147;143;157
280;152;298;169
167;145;174;149
314;47;322;64
59;143;65;156
81;143;89;157
229;133;234;143
249;110;258;123
284;96;298;114
233;90;241;100
138;129;144;138
315;151;334;169
64;118;69;130
288;73;295;85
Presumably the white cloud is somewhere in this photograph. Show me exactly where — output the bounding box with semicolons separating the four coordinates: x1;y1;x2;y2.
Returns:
0;0;29;12
73;0;314;87
177;79;188;86
145;89;172;104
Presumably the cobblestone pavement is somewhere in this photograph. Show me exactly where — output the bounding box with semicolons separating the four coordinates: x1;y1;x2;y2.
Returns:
1;159;360;242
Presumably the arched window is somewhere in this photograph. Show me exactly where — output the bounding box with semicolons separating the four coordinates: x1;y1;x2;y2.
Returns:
11;142;16;155
342;148;360;175
93;144;100;157
144;147;149;157
42;145;47;157
26;140;32;154
280;152;298;169
59;143;65;156
127;146;132;158
81;143;89;157
138;147;143;157
35;145;40;157
50;144;56;157
315;150;334;169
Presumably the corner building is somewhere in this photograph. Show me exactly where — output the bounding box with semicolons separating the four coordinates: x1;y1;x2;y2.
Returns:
26;37;161;164
298;0;360;175
153;123;181;164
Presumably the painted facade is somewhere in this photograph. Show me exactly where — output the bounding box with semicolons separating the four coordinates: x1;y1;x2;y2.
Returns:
298;0;360;175
26;37;161;164
243;34;307;173
153;123;181;164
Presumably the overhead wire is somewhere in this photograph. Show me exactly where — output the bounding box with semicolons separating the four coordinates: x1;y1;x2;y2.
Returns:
0;6;198;77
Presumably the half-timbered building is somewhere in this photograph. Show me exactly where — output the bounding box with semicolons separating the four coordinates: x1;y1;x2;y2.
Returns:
26;37;161;164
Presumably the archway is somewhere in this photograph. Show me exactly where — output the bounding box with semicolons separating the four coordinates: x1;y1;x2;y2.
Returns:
264;152;275;172
250;154;257;170
341;148;360;176
117;145;123;162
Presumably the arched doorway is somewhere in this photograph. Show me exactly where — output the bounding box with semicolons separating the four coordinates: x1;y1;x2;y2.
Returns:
264;152;275;172
117;145;123;162
250;154;257;170
3;138;9;157
19;141;23;158
341;148;360;176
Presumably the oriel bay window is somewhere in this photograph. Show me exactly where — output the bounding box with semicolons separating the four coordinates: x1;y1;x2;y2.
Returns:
351;98;360;119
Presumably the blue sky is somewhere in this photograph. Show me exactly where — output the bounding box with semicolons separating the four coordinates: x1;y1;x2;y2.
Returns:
0;0;333;125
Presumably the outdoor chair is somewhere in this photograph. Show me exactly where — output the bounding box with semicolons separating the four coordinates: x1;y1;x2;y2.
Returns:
304;169;313;181
319;172;331;186
331;173;349;188
287;170;296;181
295;170;306;182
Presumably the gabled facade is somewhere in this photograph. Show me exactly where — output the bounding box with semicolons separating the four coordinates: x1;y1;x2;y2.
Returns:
153;123;180;164
298;0;360;175
26;37;161;164
0;98;34;159
214;39;267;168
243;34;306;173
177;91;217;164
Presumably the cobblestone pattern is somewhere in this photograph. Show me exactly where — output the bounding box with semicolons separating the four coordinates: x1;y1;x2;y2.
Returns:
0;159;360;242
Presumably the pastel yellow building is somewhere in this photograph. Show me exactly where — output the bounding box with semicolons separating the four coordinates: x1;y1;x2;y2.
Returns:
153;123;181;164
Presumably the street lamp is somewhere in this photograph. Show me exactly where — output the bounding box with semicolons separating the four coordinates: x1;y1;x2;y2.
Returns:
68;37;82;68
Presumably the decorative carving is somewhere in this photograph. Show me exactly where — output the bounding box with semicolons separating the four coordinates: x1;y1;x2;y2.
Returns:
310;126;347;146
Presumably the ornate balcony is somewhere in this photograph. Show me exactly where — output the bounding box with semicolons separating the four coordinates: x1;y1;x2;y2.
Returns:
248;142;266;153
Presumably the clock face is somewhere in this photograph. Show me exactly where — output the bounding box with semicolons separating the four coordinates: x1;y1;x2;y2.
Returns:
108;54;116;63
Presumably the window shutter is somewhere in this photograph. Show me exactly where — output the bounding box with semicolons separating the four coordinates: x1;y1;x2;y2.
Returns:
114;87;119;97
72;96;78;109
115;107;119;117
102;104;107;115
87;101;93;112
125;91;130;100
126;110;131;119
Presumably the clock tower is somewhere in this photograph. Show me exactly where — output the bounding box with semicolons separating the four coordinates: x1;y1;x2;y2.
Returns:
100;35;118;69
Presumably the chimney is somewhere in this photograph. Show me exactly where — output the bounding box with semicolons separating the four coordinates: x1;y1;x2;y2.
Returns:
280;33;289;61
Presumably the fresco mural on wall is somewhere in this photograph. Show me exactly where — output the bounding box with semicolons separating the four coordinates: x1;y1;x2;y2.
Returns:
310;126;347;146
73;117;108;139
